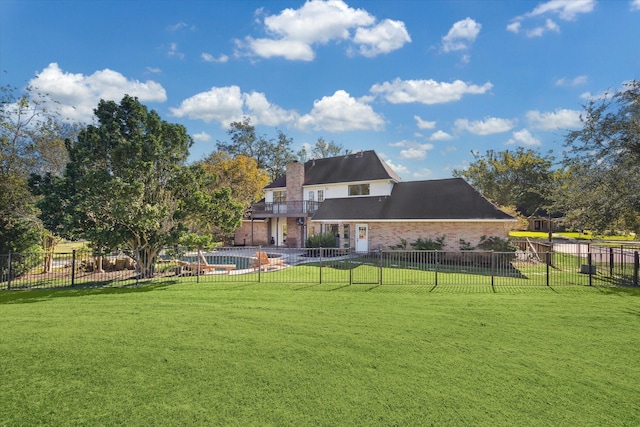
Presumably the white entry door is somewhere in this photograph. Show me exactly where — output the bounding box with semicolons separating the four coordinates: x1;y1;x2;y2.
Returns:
355;224;369;252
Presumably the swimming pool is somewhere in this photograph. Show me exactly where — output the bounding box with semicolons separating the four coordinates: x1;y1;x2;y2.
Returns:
181;255;254;270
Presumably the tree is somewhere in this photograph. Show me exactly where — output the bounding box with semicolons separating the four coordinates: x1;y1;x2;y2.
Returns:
198;152;269;211
552;80;640;234
216;117;297;180
33;95;243;276
297;137;344;161
0;85;69;254
453;147;558;217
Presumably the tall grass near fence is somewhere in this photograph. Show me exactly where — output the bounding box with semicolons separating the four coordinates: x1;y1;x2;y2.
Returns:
1;283;639;426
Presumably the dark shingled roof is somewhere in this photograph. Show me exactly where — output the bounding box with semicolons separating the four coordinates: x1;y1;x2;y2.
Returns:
265;150;401;189
312;178;514;221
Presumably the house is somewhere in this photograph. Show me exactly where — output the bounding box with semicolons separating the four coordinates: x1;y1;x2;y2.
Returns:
235;150;516;251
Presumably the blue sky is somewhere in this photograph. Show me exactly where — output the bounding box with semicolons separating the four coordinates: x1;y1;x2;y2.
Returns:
2;0;639;179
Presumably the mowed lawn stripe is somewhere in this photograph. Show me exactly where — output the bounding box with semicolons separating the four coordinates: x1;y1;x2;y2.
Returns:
1;283;639;426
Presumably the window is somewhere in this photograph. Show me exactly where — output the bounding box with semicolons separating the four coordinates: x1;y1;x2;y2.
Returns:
317;190;324;202
273;191;286;203
308;191;314;201
348;184;370;196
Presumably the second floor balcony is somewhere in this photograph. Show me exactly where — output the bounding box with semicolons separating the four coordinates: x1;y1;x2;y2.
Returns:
251;200;321;218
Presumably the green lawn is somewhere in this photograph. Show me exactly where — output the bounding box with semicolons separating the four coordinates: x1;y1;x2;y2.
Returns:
509;230;637;241
1;282;639;426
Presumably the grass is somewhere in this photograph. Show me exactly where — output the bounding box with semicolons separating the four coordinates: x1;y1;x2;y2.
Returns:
510;230;637;241
1;282;640;426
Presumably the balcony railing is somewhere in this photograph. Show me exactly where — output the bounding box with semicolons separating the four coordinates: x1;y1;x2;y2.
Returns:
251;201;321;217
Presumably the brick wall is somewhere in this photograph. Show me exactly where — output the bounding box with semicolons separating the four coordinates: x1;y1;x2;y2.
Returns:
369;222;510;250
234;220;269;246
325;221;511;251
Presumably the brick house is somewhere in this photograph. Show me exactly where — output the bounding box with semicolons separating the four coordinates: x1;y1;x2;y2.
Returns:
235;150;516;251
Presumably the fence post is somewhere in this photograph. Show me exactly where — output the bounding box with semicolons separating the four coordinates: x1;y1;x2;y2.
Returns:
7;252;11;290
135;248;140;287
609;247;614;276
587;252;593;287
71;250;76;287
634;251;639;287
546;251;550;286
491;251;495;287
434;251;438;287
319;247;323;284
378;249;383;285
349;250;353;285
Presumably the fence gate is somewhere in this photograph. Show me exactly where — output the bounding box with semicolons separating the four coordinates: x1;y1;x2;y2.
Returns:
350;252;381;284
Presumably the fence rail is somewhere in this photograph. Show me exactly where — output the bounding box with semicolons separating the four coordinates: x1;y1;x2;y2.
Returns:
1;246;638;291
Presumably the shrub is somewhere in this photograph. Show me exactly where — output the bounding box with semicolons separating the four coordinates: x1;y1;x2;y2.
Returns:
410;236;445;251
306;232;337;248
476;235;516;252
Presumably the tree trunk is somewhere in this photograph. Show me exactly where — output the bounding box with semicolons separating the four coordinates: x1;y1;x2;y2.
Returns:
95;255;105;273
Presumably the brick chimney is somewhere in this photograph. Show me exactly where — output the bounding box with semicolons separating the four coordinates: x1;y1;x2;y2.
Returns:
286;161;304;202
285;161;305;248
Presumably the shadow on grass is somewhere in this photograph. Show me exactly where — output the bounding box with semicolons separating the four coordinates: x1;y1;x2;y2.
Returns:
0;281;175;305
593;285;640;296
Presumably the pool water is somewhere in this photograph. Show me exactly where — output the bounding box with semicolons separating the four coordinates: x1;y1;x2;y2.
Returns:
182;255;253;270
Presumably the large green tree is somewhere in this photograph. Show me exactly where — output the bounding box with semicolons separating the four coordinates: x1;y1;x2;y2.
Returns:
216;117;296;180
552;80;640;234
297;137;344;161
33;95;243;276
0;85;69;254
453;147;558;217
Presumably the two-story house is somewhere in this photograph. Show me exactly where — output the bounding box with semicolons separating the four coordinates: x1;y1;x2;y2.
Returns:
235;150;516;251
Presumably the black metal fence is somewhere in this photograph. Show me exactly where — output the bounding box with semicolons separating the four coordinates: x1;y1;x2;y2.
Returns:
2;245;639;291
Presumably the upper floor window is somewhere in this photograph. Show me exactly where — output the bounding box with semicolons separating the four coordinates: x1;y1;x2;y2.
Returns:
348;184;370;196
308;191;315;201
317;190;324;202
273;190;286;203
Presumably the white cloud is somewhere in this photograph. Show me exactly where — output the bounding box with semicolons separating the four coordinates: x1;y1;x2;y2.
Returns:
239;0;409;60
526;18;560;37
525;0;596;20
508;0;595;36
245;37;316;61
412;168;433;179
192;132;212;142
400;147;432;160
167;42;185;59
442;17;481;52
171;86;298;128
370;78;492;104
170;86;245;126
506;21;521;33
633;0;640;11
526;108;582;130
384;159;409;177
454;117;516;135
391;140;434;160
168;21;188;31
506;129;542;146
413;115;436;129
243;91;299;126
29;63;167;123
296;90;384;132
353;19;411;57
555;75;588;86
429;130;454;141
201;52;229;63
146;67;162;74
